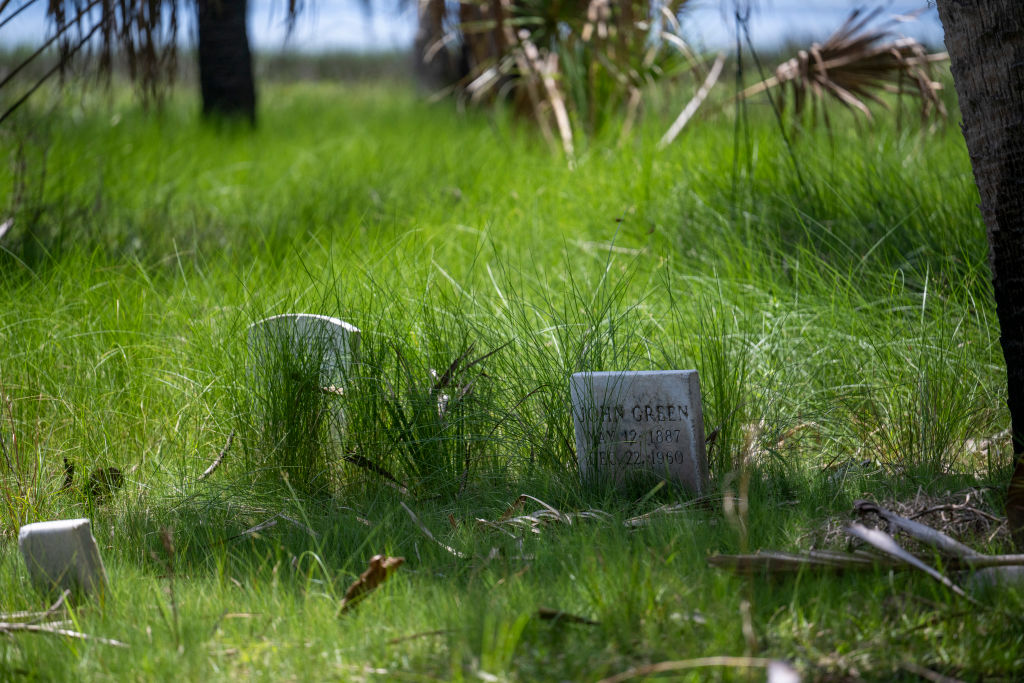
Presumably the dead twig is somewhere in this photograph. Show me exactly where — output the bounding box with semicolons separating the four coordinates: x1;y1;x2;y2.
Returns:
400;502;468;559
597;656;775;683
0;621;128;647
0;589;70;623
855;500;980;559
197;429;234;482
909;504;1003;525
846;523;977;604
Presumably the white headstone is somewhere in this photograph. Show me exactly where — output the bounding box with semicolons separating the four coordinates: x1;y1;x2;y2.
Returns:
18;518;108;595
247;314;360;388
571;370;709;494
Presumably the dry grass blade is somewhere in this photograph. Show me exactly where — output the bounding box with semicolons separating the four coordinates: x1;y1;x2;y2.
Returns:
597;656;775;683
401;501;468;558
740;7;947;126
518;494;570;524
227;512;317;542
338;554;405;614
846;523;977;603
659;52;726;148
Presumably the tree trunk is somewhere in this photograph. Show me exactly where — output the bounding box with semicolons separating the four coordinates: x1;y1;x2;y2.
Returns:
197;0;256;123
413;0;462;90
935;1;1024;548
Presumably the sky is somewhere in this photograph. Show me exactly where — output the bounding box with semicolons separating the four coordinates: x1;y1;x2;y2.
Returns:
0;1;945;53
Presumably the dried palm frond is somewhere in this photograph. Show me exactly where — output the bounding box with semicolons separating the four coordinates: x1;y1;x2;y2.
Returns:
429;0;698;155
741;7;948;127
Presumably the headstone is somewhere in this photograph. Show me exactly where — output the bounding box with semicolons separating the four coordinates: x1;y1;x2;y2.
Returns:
247;314;361;389
18;518;108;595
571;370;709;494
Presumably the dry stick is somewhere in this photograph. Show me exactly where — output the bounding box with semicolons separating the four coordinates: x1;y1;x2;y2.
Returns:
0;621;128;647
400;502;469;559
846;523;978;604
510;27;574;158
855;500;979;558
659;52;726;149
197;429;234;482
597;656;774;683
497;0;555;149
0;589;69;623
909;504;1003;525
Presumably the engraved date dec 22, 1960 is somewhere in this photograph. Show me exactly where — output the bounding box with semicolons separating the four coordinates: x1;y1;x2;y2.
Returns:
570;370;709;495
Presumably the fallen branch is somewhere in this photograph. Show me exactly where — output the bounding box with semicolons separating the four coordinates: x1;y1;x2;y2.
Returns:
707;549;885;573
597;656;775;683
0;589;69;623
846;523;977;604
854;500;979;558
0;621;128;647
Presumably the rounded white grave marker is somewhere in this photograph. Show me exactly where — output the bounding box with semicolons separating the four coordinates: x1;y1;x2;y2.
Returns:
247;313;360;387
18;518;108;595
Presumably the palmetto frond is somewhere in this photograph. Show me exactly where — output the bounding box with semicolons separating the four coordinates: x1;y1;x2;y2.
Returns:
741;7;948;127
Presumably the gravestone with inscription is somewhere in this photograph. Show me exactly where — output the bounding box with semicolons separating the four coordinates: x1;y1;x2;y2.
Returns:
571;370;709;494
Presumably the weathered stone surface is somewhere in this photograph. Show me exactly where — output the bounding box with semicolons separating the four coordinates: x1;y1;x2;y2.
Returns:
570;370;708;494
247;313;360;387
18;518;108;595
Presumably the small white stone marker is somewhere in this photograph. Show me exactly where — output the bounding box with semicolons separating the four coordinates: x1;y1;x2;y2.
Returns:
571;370;709;494
247;313;361;388
18;518;109;595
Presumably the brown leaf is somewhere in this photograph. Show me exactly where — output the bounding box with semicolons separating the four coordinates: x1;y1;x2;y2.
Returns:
339;555;405;614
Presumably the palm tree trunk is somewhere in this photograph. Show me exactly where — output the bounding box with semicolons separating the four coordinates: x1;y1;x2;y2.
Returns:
935;1;1024;547
197;0;256;123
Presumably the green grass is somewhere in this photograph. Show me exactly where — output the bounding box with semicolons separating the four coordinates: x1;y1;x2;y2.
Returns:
0;75;1021;680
